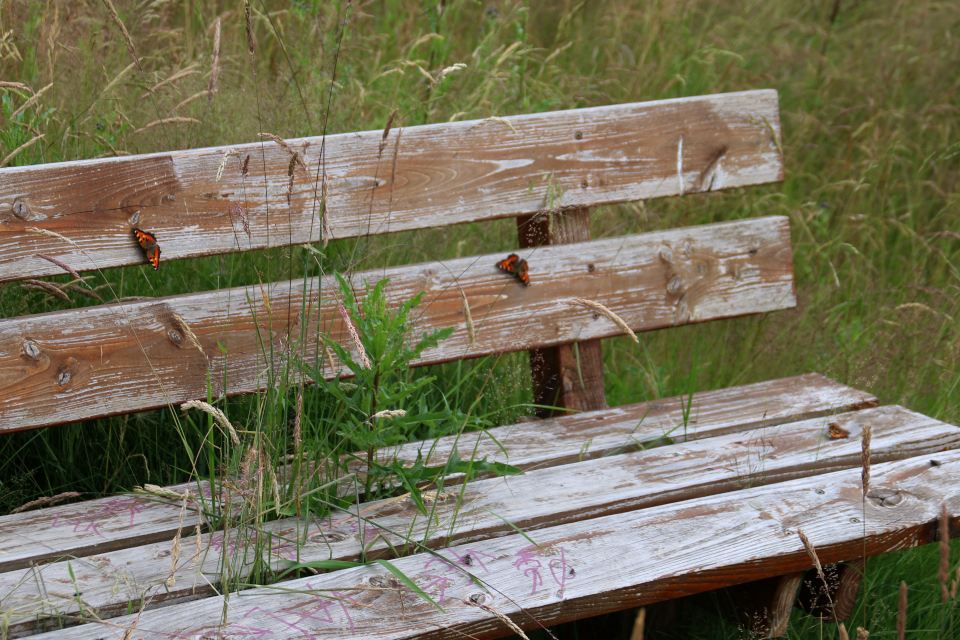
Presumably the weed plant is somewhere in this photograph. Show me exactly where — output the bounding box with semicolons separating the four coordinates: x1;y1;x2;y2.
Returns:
0;0;958;638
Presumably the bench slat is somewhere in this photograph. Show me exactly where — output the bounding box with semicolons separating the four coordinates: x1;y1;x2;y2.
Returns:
26;450;960;640
3;405;952;637
0;216;794;432
0;90;782;282
0;374;871;574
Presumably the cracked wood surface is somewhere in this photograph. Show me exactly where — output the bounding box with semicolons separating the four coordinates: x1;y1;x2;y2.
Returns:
25;450;960;640
0;374;872;575
0;91;782;282
0;216;794;432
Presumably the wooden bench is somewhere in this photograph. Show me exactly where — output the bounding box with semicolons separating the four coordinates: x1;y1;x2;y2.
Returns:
1;90;957;639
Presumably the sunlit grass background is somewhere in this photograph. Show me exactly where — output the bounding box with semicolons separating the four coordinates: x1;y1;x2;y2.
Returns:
1;0;958;637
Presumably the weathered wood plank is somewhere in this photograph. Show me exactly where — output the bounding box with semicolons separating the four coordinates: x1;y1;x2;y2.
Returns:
0;373;872;575
0;217;795;432
0;91;782;282
26;449;960;640
3;405;952;636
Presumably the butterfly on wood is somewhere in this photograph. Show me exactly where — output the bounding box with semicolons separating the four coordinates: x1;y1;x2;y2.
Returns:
496;253;530;286
827;422;850;440
133;228;161;271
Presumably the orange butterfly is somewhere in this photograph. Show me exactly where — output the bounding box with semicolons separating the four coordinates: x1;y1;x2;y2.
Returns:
496;253;530;286
827;422;850;439
133;228;161;271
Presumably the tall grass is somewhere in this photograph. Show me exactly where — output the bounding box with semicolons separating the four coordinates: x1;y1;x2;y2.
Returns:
0;0;958;638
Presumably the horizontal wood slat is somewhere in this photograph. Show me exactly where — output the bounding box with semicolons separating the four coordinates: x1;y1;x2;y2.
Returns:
3;404;952;637
0;90;783;282
0;216;795;432
0;374;871;575
27;450;960;640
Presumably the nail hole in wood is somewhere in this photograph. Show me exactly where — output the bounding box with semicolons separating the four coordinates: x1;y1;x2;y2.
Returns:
574;131;583;140
581;180;588;188
749;248;758;255
587;263;595;272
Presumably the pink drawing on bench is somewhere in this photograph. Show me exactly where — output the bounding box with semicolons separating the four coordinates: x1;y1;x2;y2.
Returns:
50;496;177;538
513;544;573;596
421;573;459;605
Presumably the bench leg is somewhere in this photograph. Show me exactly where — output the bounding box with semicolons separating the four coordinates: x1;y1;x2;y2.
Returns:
518;208;607;417
723;571;805;637
794;559;866;623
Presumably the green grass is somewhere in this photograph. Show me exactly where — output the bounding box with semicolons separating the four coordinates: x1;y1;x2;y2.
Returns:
1;0;959;637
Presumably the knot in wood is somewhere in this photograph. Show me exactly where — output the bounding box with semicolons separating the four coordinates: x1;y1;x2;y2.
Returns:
168;329;184;346
468;593;486;604
12;199;30;220
57;357;79;387
866;489;903;507
21;340;42;361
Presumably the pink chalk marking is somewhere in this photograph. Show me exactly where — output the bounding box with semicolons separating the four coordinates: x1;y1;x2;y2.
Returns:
49;496;179;538
421;574;458;605
513;545;573;596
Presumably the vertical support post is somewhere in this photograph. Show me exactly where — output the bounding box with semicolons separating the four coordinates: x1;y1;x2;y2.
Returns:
517;208;607;418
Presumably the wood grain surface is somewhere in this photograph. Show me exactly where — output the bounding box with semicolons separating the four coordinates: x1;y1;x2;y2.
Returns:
4;404;953;637
0;216;795;432
25;449;960;640
0;90;782;282
0;374;871;575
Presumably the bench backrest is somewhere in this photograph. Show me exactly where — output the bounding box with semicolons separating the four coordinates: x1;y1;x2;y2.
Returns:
0;90;788;432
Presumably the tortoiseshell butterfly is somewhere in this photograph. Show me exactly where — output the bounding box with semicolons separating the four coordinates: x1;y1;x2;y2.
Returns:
496;253;530;286
133;228;161;271
827;422;850;440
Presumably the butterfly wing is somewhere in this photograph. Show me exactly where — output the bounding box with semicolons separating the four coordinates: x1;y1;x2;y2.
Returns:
496;253;520;274
147;245;161;271
133;229;161;270
515;259;530;285
827;423;849;439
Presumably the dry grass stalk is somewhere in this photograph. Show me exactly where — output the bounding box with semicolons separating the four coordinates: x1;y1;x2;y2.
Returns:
293;389;303;453
100;0;142;72
0;133;44;168
462;599;529;639
10;491;81;514
629;607;645;640
140;64;199;99
379;108;399;157
26;226;78;247
208;18;221;101
897;581;907;640
0;81;32;92
861;423;872;495
433;62;466;86
216;149;242;181
244;1;255;55
136;484;185;500
20;279;71;302
369;409;406;422
266;458;281;516
466;115;518;135
797;528;826;584
952;564;960;600
323;340;337;373
171;314;206;356
64;283;104;302
166;490;189;587
337;302;370;368
564;298;639;344
171;90;207;114
133;117;200;135
838;623;849;640
10;82;52;119
230;200;251;238
940;501;950;602
180;400;241;445
35;252;81;278
459;288;476;345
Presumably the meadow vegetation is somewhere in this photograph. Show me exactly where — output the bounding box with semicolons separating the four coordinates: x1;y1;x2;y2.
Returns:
0;0;958;637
